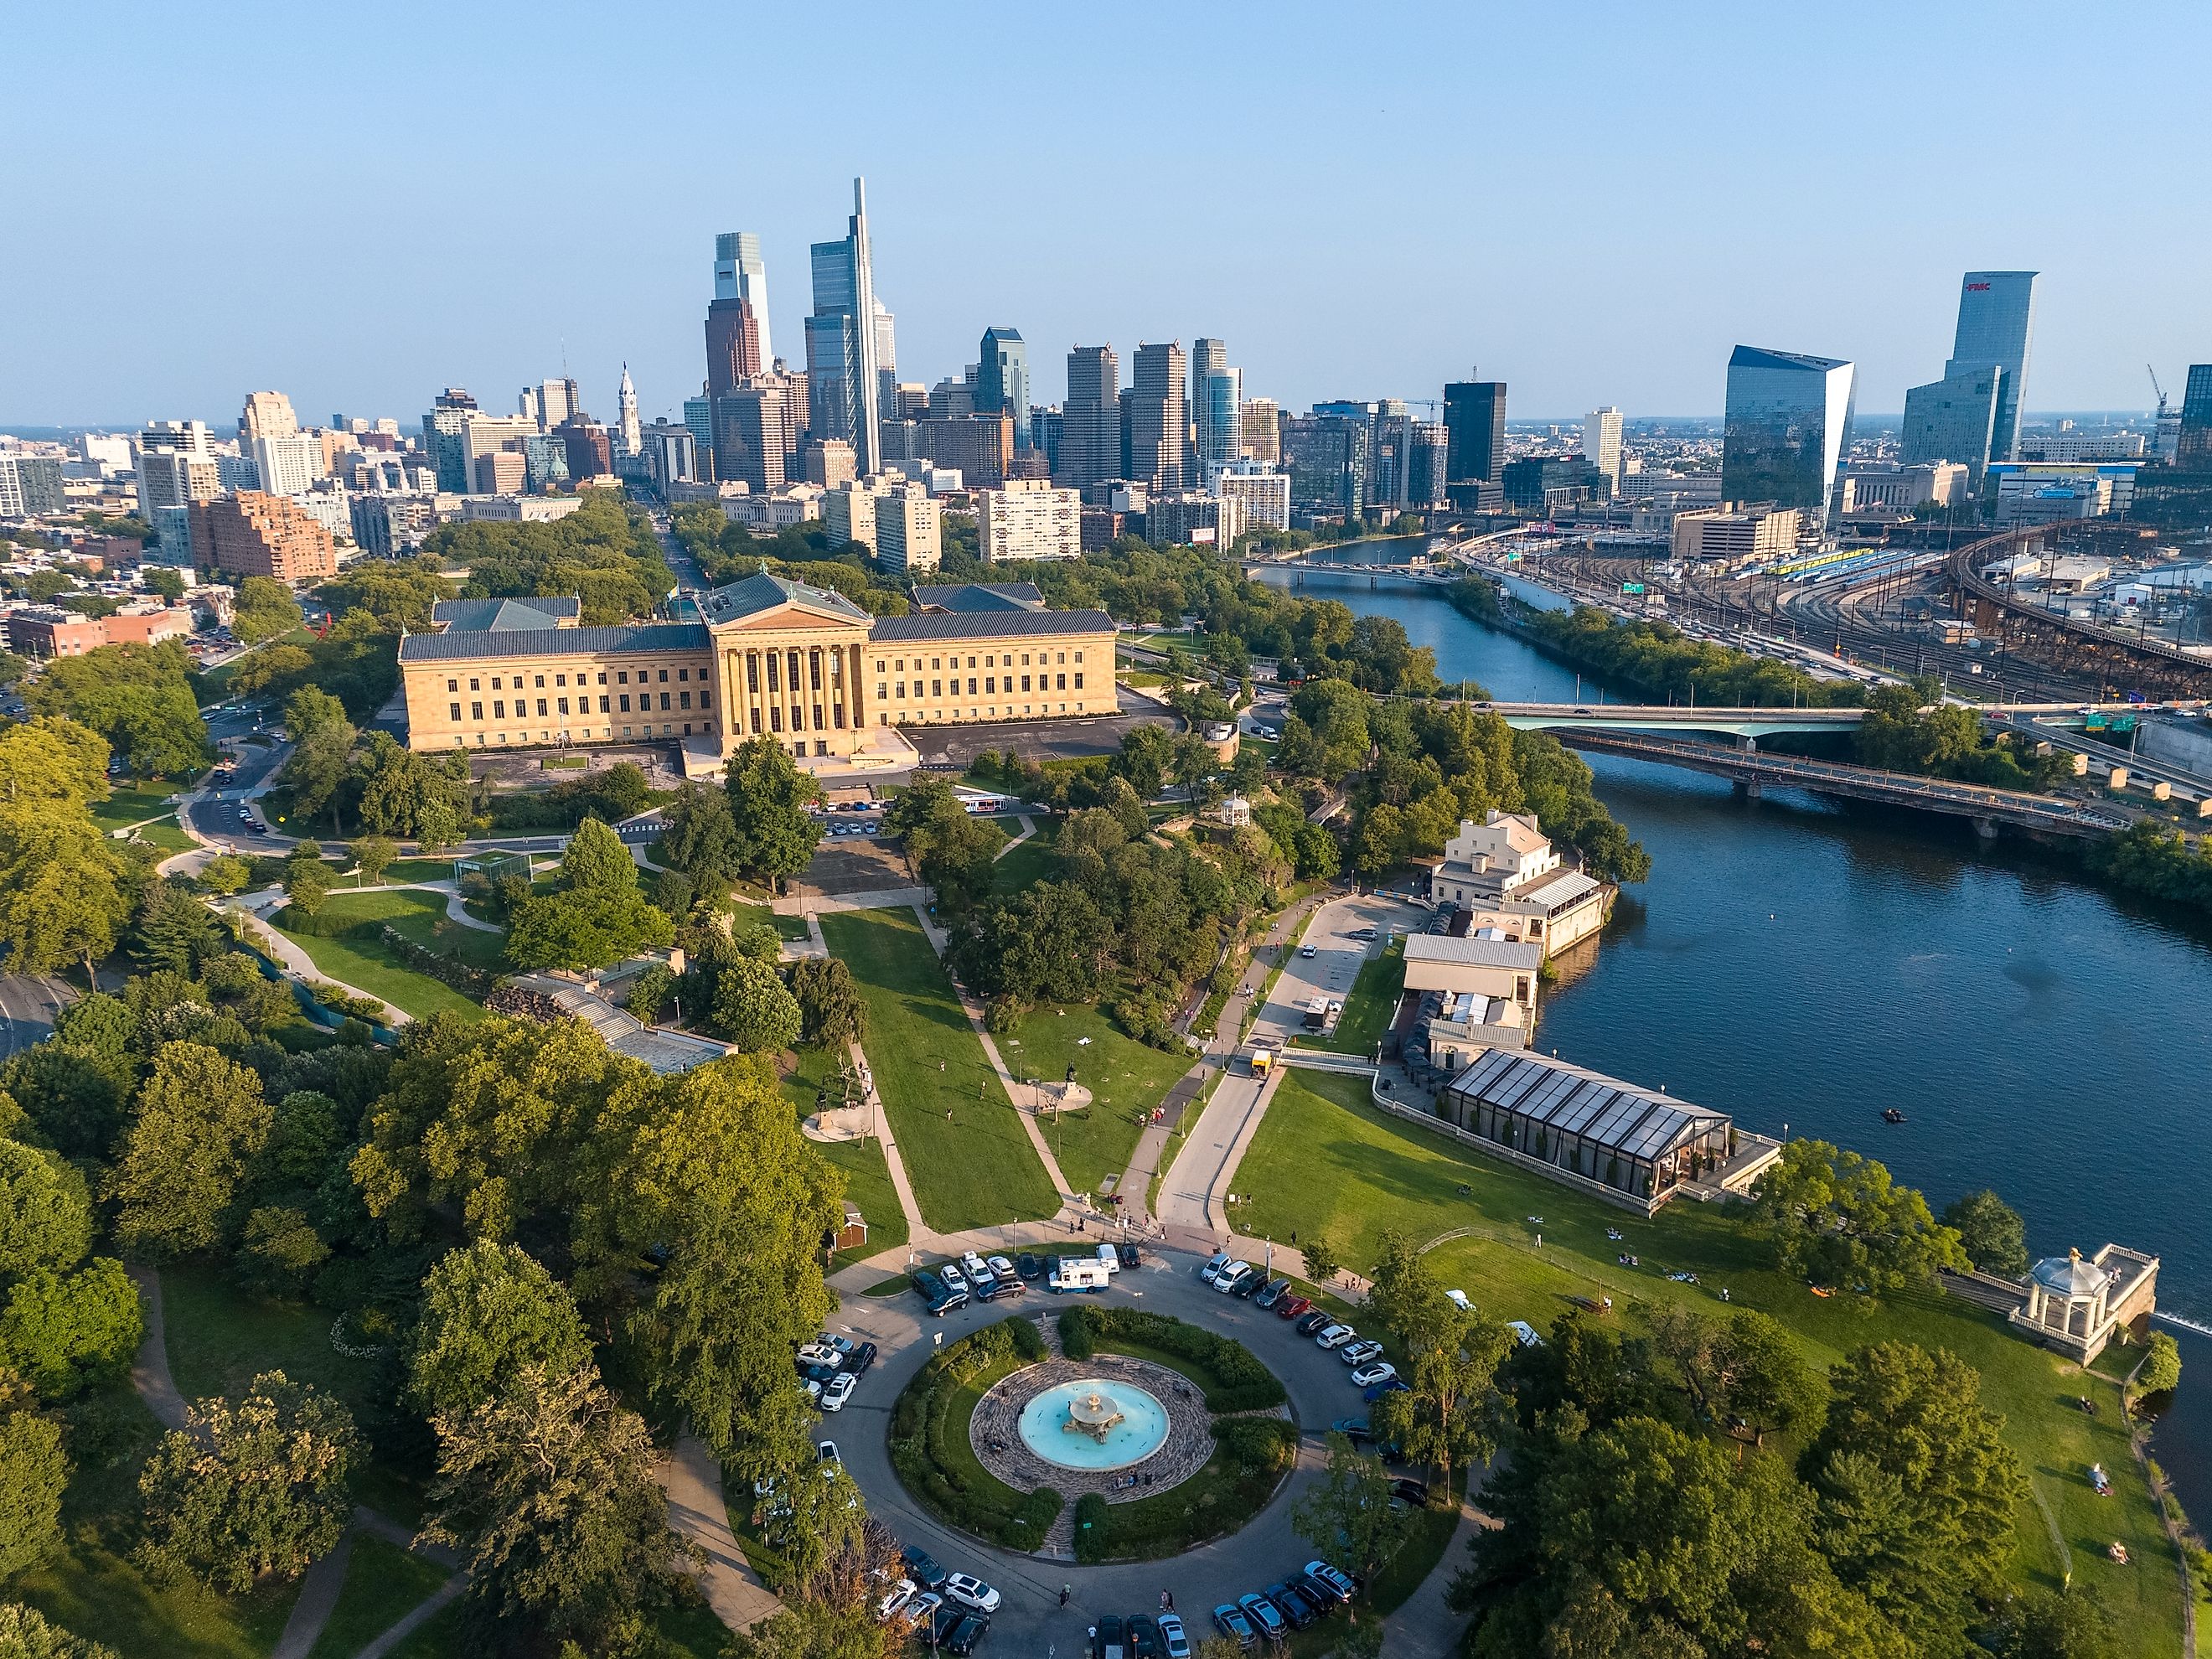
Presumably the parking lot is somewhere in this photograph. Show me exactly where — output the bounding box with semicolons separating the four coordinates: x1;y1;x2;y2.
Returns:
1252;892;1424;1047
791;832;912;897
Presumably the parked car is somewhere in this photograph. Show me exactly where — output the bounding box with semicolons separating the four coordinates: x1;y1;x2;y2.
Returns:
1506;1320;1543;1348
1277;1295;1313;1320
1315;1323;1357;1349
931;1605;987;1654
1279;1577;1333;1623
816;1440;841;1471
876;1578;916;1621
820;1372;856;1412
1156;1612;1191;1658
901;1545;948;1591
1293;1569;1346;1611
1238;1594;1287;1641
1299;944;1318;958
898;1590;943;1631
1233;1266;1266;1298
1116;1243;1142;1269
943;1573;1000;1614
1214;1261;1253;1295
1295;1309;1334;1336
1445;1288;1472;1311
988;1254;1016;1281
1303;1561;1357;1602
1201;1252;1233;1284
1253;1278;1290;1309
1331;1416;1372;1442
846;1341;878;1377
1211;1603;1256;1648
1096;1243;1121;1274
1263;1582;1316;1630
1091;1614;1126;1659
940;1263;969;1294
1339;1340;1384;1367
1362;1377;1409;1401
796;1342;842;1370
960;1251;990;1282
912;1269;967;1317
1016;1252;1044;1279
1128;1612;1165;1657
1391;1476;1432;1508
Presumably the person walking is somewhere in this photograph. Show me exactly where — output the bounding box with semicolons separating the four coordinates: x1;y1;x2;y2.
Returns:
1061;1586;1071;1608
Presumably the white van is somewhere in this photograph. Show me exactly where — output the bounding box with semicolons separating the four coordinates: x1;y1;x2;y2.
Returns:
1095;1243;1120;1274
1048;1257;1111;1294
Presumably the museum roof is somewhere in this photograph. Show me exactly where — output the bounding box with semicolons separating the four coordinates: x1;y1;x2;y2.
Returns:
866;607;1115;643
431;596;581;632
398;623;710;662
698;569;872;628
911;581;1046;613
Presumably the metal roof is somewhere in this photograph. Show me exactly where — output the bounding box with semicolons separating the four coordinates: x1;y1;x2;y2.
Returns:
1512;871;1602;910
432;596;580;631
911;581;1045;612
696;570;871;627
866;607;1115;643
1403;934;1544;973
1444;1047;1729;1165
398;623;709;662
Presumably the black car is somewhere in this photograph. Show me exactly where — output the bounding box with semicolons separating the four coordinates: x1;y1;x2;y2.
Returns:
1391;1476;1431;1509
1128;1613;1164;1656
1016;1252;1043;1279
801;1361;840;1386
913;1269;969;1317
1279;1579;1332;1623
1253;1278;1291;1309
901;1544;948;1591
932;1605;987;1653
1263;1583;1315;1630
846;1341;877;1377
1093;1612;1126;1658
1296;1310;1335;1336
1116;1243;1141;1269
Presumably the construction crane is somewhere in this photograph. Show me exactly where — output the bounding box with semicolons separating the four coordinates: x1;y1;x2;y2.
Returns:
2147;364;2168;421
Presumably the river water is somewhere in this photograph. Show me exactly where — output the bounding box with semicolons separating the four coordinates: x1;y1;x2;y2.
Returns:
1255;560;2212;1499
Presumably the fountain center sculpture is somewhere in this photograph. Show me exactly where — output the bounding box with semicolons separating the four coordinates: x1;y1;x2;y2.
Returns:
1063;1388;1125;1441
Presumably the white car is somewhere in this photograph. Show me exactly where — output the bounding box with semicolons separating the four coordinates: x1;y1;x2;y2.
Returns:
1299;943;1318;958
942;1573;1001;1614
876;1579;916;1621
940;1264;968;1294
960;1250;990;1280
900;1592;943;1631
1340;1340;1385;1367
820;1372;857;1412
796;1342;842;1370
1214;1261;1253;1295
1445;1289;1472;1312
1507;1320;1543;1349
1201;1252;1232;1284
1351;1361;1398;1388
817;1439;841;1471
1158;1612;1191;1658
987;1255;1016;1280
1096;1243;1120;1274
1316;1323;1357;1349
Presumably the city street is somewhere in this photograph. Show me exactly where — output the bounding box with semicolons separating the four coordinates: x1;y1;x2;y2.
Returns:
0;974;73;1061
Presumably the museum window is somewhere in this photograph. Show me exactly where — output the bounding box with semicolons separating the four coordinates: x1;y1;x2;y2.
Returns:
468;677;480;690
700;689;711;709
659;669;669;682
618;670;628;684
878;682;888;700
598;696;609;713
470;701;483;720
659;693;670;711
536;699;548;716
556;674;566;688
1074;673;1083;689
1056;674;1065;690
535;674;545;688
770;707;783;731
932;679;942;696
618;695;629;712
680;691;691;710
447;679;457;692
494;700;505;718
678;668;689;681
557;697;569;715
447;702;460;720
750;709;762;734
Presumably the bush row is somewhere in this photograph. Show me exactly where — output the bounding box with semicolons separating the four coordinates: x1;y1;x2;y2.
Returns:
888;1315;1059;1551
1057;1305;1287;1414
1072;1416;1298;1563
376;925;496;994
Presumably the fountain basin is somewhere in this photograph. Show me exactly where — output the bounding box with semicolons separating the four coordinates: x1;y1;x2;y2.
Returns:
1016;1377;1170;1470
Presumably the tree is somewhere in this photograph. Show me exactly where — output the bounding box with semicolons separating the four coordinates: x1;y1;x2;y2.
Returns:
790;957;866;1049
142;567;187;604
0;1601;118;1658
129;881;220;978
626;963;679;1024
0;725;127;981
25;643;205;779
1750;1140;1966;1295
2137;1330;2182;1395
137;1371;359;1592
1113;725;1174;798
199;854;252;896
421;1362;682;1647
230;577;304;647
710;958;803;1053
1293;1433;1407;1596
1941;1189;2030;1276
0;1413;66;1582
656;785;744;904
350;835;397;886
1363;1234;1507;1487
351;732;469;848
0;1145;91;1281
282;855;332;918
723;739;821;892
1300;1230;1340;1287
106;1041;271;1255
0;1045;127;1163
408;1241;594;1419
558;818;635;897
278;688;356;834
0;1259;142;1398
1997;1588;2116;1659
504;885;672;973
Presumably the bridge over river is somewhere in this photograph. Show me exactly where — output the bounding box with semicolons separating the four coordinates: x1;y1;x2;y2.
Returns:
1477;699;2163;739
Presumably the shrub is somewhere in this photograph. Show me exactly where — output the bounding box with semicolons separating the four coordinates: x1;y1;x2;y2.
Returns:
1072;1491;1111;1563
1008;1315;1046;1362
1058;1306;1097;1362
886;1316;1058;1551
1083;1307;1285;1413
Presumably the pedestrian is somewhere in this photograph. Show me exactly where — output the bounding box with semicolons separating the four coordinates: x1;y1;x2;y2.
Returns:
947;1108;954;1121
1290;1231;1297;1246
1061;1586;1071;1608
1166;1591;1174;1613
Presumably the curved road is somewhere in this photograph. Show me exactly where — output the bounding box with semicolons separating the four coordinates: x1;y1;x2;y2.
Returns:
830;1251;1437;1655
0;974;72;1060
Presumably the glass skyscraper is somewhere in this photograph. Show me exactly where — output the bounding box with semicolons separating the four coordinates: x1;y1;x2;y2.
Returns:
1946;271;2036;462
975;328;1031;448
1191;339;1242;476
1902;366;2002;489
713;231;772;365
1720;346;1854;528
804;178;884;474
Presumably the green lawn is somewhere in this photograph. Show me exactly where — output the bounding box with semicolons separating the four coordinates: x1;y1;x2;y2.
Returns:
385;1593;468;1657
89;782;179;833
306;1537;451;1659
780;1042;912;1265
1233;1071;2184;1656
375;858;461;885
818;907;1057;1230
339;888;507;970
271;896;488;1024
990;822;1056;895
1294;940;1404;1057
732;900;812;942
998;1002;1189;1202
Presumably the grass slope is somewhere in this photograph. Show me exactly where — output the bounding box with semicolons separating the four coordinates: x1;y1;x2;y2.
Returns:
305;1537;450;1659
818;907;1057;1231
1235;1070;2184;1657
989;823;1055;896
998;1002;1188;1202
780;1043;911;1265
271;892;488;1022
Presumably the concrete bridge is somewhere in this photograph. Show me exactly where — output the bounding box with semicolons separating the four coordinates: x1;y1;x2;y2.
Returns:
1551;728;2132;840
1475;700;2162;741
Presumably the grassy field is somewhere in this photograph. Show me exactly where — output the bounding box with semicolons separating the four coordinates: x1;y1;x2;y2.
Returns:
1293;940;1404;1057
350;888;507;970
375;857;461;885
998;1002;1189;1202
990;822;1056;895
306;1537;451;1659
817;907;1057;1231
271;893;489;1023
732;900;813;942
1233;1070;2184;1656
780;1043;911;1266
89;782;179;833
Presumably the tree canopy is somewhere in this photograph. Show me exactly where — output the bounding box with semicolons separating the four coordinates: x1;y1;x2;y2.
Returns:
723;739;822;892
1750;1139;1967;1295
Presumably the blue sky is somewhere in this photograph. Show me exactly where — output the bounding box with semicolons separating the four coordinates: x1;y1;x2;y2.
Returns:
5;0;2207;429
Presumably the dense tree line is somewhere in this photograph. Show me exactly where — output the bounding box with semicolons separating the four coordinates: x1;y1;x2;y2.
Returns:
423;492;674;627
230;556;457;721
0;719;137;982
1854;680;2080;789
25;641;206;779
669;511;915;615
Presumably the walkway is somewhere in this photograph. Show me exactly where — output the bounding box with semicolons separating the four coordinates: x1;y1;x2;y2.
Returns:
218;892;413;1027
655;1432;784;1632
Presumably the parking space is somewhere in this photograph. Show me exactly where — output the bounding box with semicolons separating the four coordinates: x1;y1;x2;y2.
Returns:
1253;892;1425;1047
794;835;912;897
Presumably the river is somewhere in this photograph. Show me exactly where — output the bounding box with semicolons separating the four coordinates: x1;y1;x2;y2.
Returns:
1255;559;2212;1501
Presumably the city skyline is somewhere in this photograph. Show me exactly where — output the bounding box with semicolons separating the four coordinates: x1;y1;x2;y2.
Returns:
6;1;2209;426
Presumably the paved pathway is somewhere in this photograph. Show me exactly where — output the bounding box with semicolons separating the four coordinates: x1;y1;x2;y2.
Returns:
996;815;1036;860
219;892;412;1027
354;1576;468;1659
769;885;933;917
271;1531;354;1659
1381;1485;1489;1659
655;1432;784;1632
126;1264;187;1432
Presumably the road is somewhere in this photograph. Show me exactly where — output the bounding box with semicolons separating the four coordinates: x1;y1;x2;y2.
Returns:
0;974;72;1060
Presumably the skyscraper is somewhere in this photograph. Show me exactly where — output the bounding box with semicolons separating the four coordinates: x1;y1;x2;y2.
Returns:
421;389;479;494
2178;364;2212;469
1127;343;1188;492
1444;372;1507;492
976;328;1031;448
705;295;762;392
1946;271;2036;462
240;391;297;445
1721;346;1854;528
1241;398;1280;464
617;365;641;458
1584;407;1624;488
1058;345;1120;491
1191;339;1243;477
805;178;885;474
1902;368;2002;489
714;232;773;365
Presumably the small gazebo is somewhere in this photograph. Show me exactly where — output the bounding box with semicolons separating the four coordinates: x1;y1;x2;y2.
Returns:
2023;1249;2111;1345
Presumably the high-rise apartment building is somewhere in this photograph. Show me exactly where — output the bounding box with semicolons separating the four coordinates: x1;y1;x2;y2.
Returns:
558;421;614;483
519;379;581;429
1240;398;1280;464
134;421;221;523
805;179;885;473
1946;271;2036;463
240;391;298;445
1191;339;1243;478
975;328;1031;449
712;376;808;491
1058;345;1121;491
1721;346;1855;527
639;421;698;493
875;483;941;576
461;412;538;493
422;390;479;493
1444;374;1507;494
1127;343;1189;492
251;432;323;497
803;440;857;488
1210;462;1291;531
0;456;65;517
918;415;1014;488
1584;407;1624;488
189;491;339;581
1408;422;1448;509
2176;364;2212;469
1281;413;1371;517
714;231;773;365
978;478;1082;561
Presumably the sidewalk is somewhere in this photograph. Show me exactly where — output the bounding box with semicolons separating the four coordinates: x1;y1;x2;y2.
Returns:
219;892;411;1026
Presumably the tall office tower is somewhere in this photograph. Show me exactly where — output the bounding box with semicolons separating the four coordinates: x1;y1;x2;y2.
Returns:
804;178;885;474
251;431;323;497
2178;365;2212;468
714;231;773;366
518;378;580;429
1058;344;1121;490
134;420;220;516
1029;406;1062;473
617;365;641;457
872;299;898;415
1902;367;2003;489
1279;412;1372;518
1721;345;1855;528
1240;397;1280;463
1371;409;1414;509
1128;343;1189;491
422;389;479;493
1408;421;1449;509
1584;407;1624;488
712;375;808;490
240;391;298;444
975;328;1031;448
1946;271;2036;462
1443;372;1507;498
706;296;763;393
1191;339;1243;476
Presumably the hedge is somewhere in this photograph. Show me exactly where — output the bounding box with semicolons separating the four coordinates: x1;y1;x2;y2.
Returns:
1061;1305;1286;1414
888;1315;1061;1551
1072;1415;1298;1563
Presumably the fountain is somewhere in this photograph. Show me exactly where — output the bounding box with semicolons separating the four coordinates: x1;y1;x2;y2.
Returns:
1063;1388;1126;1442
1017;1377;1171;1471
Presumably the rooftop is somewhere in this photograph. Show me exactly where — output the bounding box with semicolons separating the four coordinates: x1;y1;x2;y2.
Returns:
697;569;872;628
912;581;1045;613
1403;933;1545;973
868;606;1115;643
432;596;581;632
398;623;709;663
1512;871;1603;910
1444;1046;1730;1164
